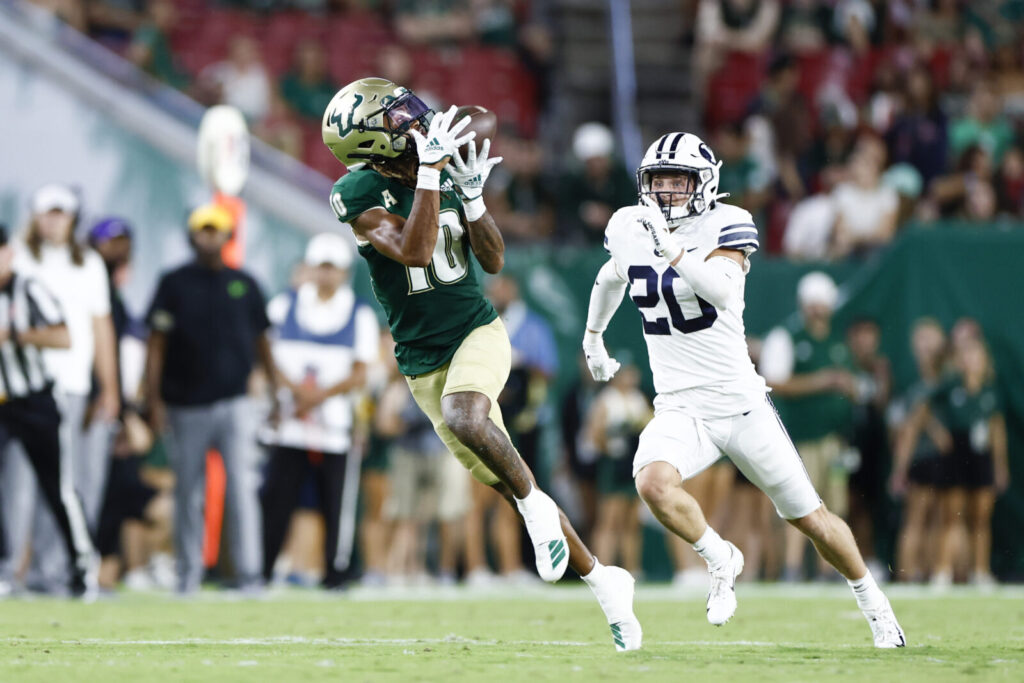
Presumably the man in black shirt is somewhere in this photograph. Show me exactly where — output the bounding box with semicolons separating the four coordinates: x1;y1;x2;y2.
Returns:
144;204;279;594
0;225;97;598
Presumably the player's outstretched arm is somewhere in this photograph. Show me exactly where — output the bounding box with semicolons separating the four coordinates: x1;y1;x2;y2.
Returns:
464;211;505;273
448;138;505;273
583;259;628;381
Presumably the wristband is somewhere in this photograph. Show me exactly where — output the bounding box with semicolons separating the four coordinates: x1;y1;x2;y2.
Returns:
416;166;441;191
583;329;605;347
463;196;486;222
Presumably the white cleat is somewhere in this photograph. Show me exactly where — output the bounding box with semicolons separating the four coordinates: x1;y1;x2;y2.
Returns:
863;598;906;648
609;619;643;653
588;564;643;652
706;542;743;626
516;489;569;583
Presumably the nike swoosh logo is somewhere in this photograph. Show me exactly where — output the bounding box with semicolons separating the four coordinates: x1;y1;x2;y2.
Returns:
687;247;698;253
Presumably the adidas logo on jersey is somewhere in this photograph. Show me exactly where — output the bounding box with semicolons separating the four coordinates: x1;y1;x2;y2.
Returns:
441;179;455;192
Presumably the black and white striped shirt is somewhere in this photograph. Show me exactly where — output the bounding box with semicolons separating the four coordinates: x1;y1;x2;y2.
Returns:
0;273;64;400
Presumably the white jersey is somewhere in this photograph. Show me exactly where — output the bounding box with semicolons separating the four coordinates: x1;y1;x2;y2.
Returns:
259;284;379;453
604;202;767;418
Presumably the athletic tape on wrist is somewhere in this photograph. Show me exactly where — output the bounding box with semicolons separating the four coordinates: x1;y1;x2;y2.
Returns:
416;166;441;191
463;196;486;222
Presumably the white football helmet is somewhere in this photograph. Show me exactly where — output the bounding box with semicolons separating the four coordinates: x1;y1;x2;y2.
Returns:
636;132;725;226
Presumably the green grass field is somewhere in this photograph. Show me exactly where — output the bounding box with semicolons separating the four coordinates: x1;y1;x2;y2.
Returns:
2;584;1022;682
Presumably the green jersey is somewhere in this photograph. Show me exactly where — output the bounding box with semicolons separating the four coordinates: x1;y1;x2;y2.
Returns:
929;374;1002;450
330;168;497;375
779;325;853;443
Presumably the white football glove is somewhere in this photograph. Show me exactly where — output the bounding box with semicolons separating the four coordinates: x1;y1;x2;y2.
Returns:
448;137;503;201
407;105;476;167
583;331;620;382
638;196;682;263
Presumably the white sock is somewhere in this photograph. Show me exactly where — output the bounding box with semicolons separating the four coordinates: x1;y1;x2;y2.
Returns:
581;558;604;587
692;526;732;571
848;569;886;611
582;559;629;625
514;483;537;514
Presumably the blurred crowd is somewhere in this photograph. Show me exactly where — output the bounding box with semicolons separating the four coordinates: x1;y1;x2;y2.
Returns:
0;186;1012;597
25;1;1024;252
694;0;1024;258
28;0;551;177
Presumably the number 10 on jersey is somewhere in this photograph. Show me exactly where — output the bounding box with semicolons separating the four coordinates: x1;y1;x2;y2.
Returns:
407;210;470;294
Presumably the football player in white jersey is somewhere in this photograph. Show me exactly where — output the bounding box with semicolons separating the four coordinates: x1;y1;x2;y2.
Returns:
582;132;905;648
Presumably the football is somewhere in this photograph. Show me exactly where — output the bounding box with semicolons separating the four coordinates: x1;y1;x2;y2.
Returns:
453;105;497;161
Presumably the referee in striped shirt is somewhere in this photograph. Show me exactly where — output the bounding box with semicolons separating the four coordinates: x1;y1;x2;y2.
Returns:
0;224;96;598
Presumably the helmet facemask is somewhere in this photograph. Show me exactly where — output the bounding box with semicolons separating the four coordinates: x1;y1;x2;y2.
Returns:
636;133;727;228
362;91;435;183
638;166;716;227
381;91;434;157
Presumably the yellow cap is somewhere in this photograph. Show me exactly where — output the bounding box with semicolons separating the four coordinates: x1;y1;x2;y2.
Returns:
187;204;234;232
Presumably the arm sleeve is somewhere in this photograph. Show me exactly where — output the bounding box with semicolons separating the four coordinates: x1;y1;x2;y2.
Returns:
759;327;795;383
670;254;744;312
586;258;628;333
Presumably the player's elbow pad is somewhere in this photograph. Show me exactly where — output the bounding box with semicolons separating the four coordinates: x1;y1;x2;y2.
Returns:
586;260;628;333
672;255;742;312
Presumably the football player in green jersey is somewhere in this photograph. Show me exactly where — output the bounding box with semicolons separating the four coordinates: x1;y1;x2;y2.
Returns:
323;78;641;650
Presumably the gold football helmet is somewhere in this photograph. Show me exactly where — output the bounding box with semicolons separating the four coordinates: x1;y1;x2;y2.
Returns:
321;77;433;169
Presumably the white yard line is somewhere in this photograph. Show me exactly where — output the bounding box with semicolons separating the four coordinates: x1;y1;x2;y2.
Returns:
2;636;841;648
337;583;1024;603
